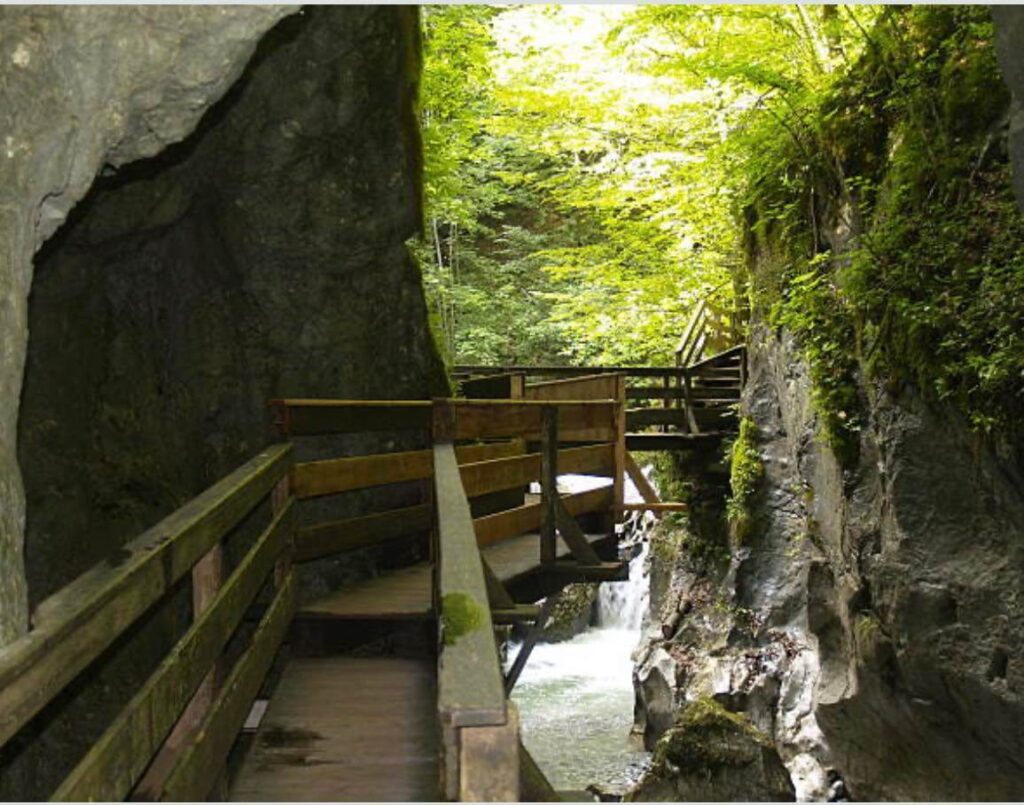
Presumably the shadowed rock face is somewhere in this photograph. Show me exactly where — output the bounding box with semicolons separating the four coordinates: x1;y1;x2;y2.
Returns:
0;4;292;645
634;325;1024;801
994;6;1024;208
18;5;444;608
2;6;444;797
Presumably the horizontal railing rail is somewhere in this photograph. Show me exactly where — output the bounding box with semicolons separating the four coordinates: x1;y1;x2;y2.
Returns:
0;443;296;801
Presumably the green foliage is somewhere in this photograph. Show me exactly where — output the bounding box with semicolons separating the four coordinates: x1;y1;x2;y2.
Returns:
740;6;1024;451
726;418;765;541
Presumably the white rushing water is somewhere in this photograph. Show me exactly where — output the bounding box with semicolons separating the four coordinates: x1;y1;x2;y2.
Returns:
509;474;653;792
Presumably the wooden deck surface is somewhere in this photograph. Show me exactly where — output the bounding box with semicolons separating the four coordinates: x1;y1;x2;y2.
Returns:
229;657;438;802
296;530;609;621
299;564;433;620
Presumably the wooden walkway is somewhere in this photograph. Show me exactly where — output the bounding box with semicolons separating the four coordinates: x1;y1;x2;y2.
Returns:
0;338;744;803
295;528;616;625
230;657;438;802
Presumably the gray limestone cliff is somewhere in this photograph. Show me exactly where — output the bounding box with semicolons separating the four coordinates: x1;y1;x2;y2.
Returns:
0;6;445;796
634;326;1024;800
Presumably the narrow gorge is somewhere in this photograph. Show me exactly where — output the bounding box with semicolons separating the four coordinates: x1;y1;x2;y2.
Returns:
1;5;1022;802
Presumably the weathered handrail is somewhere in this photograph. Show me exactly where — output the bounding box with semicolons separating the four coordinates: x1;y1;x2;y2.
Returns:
433;440;519;801
0;442;295;800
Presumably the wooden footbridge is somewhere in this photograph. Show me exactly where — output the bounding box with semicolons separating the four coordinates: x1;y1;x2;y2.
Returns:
0;342;743;801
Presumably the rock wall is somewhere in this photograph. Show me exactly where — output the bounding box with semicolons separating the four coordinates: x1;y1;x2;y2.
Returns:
635;325;1024;800
994;6;1024;208
0;4;293;645
18;5;445;608
2;6;446;797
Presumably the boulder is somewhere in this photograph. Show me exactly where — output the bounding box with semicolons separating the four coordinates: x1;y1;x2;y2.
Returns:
626;698;795;802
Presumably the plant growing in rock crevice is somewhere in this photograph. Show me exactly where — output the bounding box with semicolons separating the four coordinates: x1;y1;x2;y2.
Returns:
726;417;765;543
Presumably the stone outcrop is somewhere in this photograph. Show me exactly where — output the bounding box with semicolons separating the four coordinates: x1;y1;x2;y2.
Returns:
540;584;599;642
627;697;794;802
0;4;293;645
633;324;1024;800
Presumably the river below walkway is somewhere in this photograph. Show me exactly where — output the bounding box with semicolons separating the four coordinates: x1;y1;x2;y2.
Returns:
509;477;653;793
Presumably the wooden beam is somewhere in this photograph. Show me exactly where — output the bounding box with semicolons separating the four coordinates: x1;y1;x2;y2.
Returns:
539;406;557;567
505;594;560;694
160;571;296;801
625;453;660;507
481;558;515;610
53;501;295;801
453;365;686;379
270;399;431;436
291;449;433;499
295;504;432;562
616;502;688;513
473;486;613;548
459;705;520;802
459;444;613;499
491;605;541;625
552;495;602;565
626;407;691;429
523;373;619;402
0;443;292;750
547;561;628;582
434;443;506;730
450;400;616;442
625;385;739;401
612;375;627;530
626;433;726;451
459;372;526;400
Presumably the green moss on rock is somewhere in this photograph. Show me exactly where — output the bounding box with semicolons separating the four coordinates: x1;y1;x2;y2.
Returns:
656;697;769;772
726;418;764;543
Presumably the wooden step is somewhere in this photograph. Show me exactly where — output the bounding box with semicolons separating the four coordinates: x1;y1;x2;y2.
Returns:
229;657;438;802
298;564;433;622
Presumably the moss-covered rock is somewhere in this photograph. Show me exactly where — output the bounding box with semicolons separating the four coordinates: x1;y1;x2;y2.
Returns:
626;698;795;802
539;583;598;643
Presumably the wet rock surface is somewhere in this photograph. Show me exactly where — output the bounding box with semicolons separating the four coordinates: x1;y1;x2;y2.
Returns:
540;584;599;642
626;697;794;802
632;324;1024;801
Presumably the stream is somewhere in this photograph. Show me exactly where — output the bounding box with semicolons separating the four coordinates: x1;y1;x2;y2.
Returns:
509;475;654;794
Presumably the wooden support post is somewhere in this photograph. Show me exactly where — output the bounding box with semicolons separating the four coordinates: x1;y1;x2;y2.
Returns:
505;593;560;694
459;704;520;802
612;375;627;533
271;475;291;588
539;405;558;566
131;542;224;800
683;372;700;434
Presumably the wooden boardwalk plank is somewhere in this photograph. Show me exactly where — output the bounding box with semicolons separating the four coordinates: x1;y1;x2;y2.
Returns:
296;530;610;623
229;657;438;802
298;564;433;621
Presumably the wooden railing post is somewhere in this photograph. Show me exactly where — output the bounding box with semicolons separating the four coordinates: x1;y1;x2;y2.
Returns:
539;405;558;566
613;375;627;531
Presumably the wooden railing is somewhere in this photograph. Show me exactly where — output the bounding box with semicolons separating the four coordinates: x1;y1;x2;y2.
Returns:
0;444;295;801
0;390;631;801
674;295;745;369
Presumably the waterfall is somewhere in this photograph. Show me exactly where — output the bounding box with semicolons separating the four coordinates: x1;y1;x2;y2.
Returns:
508;472;656;792
597;539;649;631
